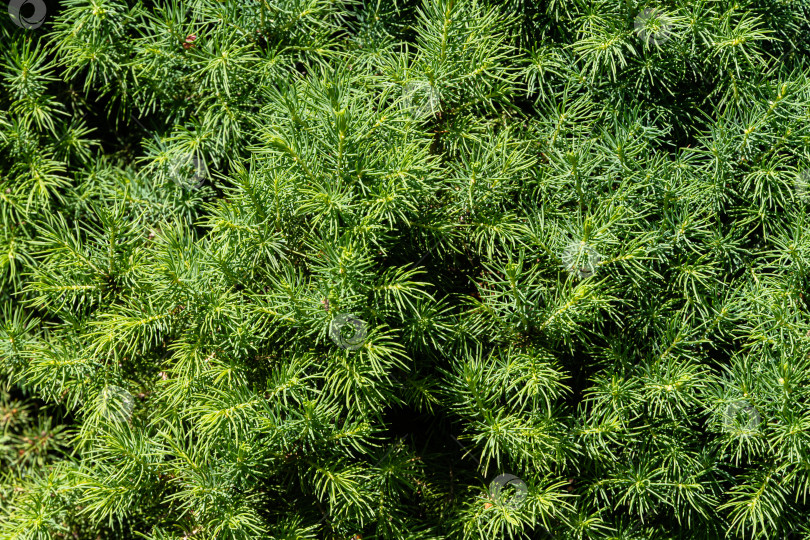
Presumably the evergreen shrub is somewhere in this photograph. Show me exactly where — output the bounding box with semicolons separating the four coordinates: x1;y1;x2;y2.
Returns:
1;0;810;538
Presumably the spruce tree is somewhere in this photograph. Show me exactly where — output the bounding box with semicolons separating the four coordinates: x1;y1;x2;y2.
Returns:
1;0;810;538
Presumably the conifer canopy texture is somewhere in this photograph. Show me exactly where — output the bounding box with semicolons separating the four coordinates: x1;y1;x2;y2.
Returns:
2;0;810;538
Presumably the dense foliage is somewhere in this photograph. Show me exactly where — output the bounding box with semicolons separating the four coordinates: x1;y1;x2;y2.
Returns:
2;0;810;538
